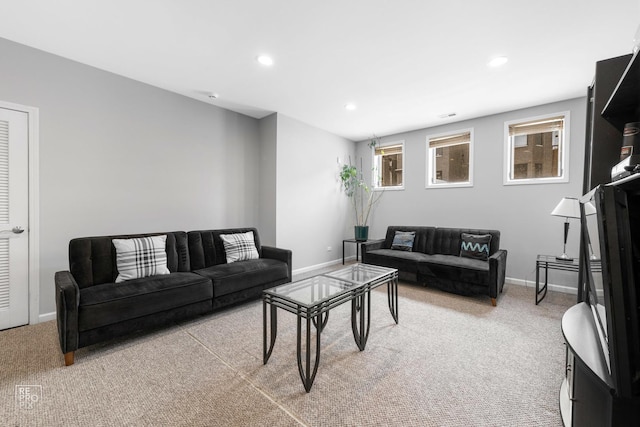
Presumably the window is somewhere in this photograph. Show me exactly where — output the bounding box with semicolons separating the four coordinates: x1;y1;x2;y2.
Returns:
426;129;473;188
504;112;569;185
373;141;404;189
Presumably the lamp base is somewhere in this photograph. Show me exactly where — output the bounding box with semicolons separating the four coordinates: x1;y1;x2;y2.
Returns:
556;253;574;262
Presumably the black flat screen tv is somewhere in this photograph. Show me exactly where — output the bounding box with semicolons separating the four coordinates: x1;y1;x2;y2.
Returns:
580;191;609;371
580;174;640;398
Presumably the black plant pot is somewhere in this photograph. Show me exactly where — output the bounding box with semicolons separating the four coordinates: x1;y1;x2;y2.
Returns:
354;226;369;241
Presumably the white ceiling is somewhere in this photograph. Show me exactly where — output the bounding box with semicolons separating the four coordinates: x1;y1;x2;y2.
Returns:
1;0;639;141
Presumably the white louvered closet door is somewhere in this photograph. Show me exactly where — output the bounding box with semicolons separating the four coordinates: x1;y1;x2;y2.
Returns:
0;108;29;330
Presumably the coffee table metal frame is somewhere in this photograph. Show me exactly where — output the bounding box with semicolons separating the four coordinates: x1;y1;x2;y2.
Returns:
262;264;398;392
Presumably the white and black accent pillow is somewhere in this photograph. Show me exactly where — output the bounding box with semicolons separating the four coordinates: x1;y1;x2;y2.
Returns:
460;233;492;261
220;231;259;263
112;235;170;283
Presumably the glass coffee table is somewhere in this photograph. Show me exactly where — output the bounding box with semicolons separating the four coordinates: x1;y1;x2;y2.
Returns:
262;263;398;392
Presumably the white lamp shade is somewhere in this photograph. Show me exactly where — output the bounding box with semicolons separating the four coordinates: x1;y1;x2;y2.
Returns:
584;200;597;216
551;197;581;219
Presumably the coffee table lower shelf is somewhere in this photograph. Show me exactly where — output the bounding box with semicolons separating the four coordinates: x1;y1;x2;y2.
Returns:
262;264;398;392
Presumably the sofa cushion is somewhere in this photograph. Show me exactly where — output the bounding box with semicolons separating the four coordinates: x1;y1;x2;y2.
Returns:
432;228;501;256
188;228;263;269
418;254;490;286
112;235;171;282
77;272;212;331
220;231;259;263
460;233;492;261
69;231;191;289
194;258;288;297
365;249;432;274
391;231;415;251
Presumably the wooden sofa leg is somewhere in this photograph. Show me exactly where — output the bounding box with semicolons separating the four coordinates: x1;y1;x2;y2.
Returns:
64;351;75;366
491;298;497;307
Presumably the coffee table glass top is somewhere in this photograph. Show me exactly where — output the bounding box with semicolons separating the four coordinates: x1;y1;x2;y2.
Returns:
264;275;358;307
323;263;397;285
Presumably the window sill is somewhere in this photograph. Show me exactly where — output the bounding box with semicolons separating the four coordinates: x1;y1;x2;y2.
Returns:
426;182;473;189
503;177;569;186
373;186;404;192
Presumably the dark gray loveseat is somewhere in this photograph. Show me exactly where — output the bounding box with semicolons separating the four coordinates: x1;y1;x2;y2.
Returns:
55;228;291;366
362;226;507;306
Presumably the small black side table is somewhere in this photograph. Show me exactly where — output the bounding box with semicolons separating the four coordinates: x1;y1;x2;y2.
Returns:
535;255;579;305
343;239;367;264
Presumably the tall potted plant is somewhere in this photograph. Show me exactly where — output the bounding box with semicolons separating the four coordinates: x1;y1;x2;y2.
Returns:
339;155;383;241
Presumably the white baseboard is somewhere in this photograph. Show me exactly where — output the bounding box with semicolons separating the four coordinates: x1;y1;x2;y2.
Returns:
38;311;56;323
292;256;356;276
506;276;578;295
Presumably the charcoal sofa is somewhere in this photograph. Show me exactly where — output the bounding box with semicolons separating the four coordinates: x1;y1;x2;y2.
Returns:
362;226;507;306
55;227;291;366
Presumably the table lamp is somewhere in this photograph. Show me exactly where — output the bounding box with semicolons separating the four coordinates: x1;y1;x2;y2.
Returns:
551;197;580;261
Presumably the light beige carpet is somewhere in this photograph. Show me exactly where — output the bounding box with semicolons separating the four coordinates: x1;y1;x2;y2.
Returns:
1;282;573;426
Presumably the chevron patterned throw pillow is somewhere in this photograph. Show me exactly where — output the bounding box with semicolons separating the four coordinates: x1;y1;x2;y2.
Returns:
460;233;492;261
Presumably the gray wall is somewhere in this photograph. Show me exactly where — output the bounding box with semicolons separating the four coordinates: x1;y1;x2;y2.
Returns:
0;37;262;315
258;114;277;246
357;97;587;289
275;114;355;271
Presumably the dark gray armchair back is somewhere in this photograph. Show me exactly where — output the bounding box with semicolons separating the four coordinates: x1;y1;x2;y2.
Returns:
432;228;501;256
187;228;262;270
68;231;190;289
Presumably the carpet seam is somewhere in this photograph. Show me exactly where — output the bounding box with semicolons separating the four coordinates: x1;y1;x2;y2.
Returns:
179;324;308;427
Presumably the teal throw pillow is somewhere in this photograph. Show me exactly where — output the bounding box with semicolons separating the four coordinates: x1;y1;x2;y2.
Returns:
391;231;415;251
460;233;492;260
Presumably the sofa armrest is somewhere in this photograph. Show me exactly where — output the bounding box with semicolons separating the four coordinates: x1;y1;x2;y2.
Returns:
361;239;385;263
55;271;80;354
261;246;292;282
488;249;508;298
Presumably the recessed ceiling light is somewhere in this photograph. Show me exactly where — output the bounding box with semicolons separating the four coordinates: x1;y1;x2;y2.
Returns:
208;92;219;99
438;112;456;119
257;55;274;66
345;103;356;111
488;56;508;67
